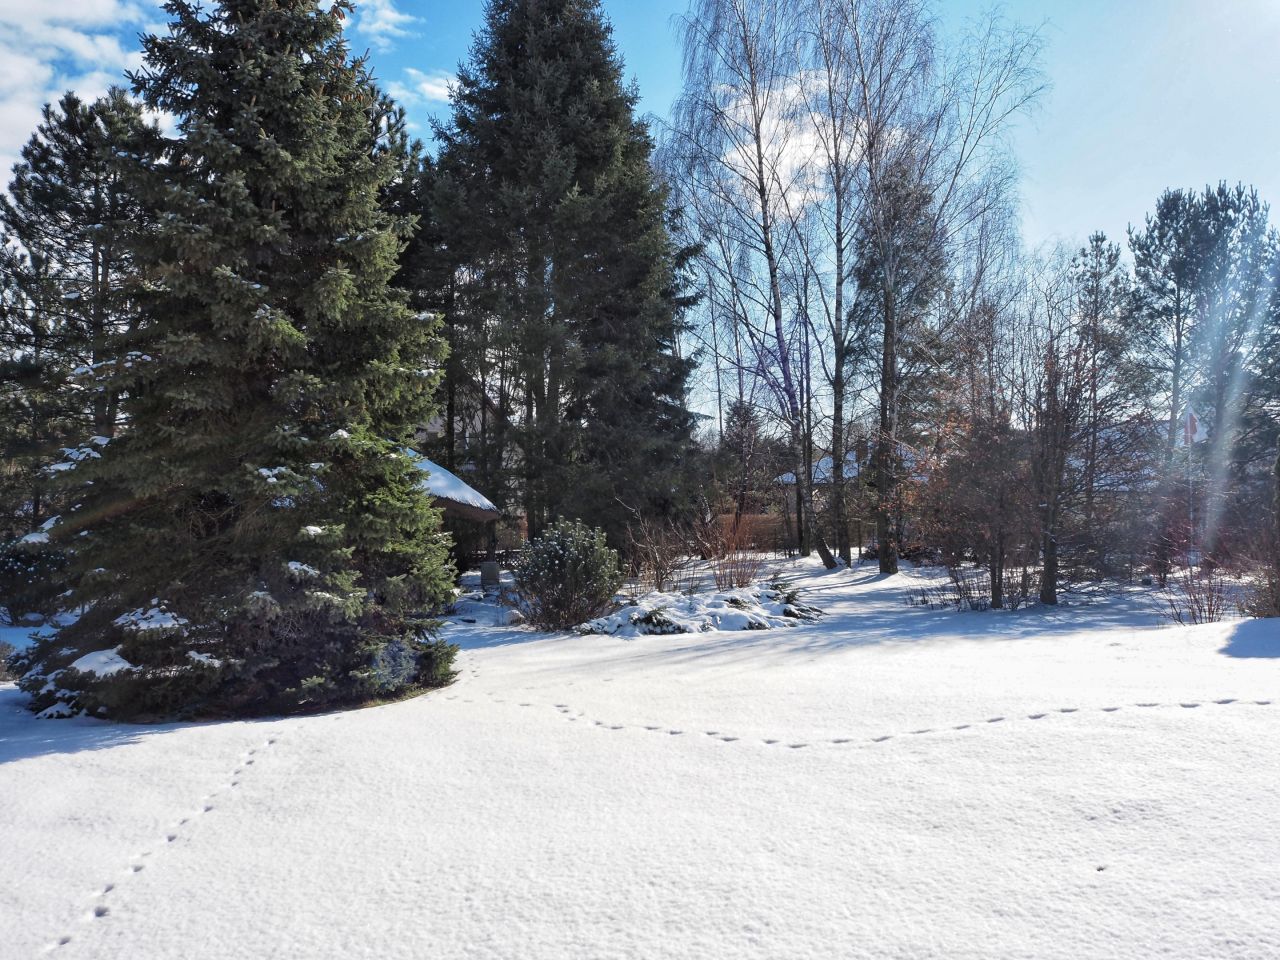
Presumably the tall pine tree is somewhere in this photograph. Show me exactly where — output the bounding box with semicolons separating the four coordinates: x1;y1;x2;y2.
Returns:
0;90;154;616
14;0;455;719
425;0;697;545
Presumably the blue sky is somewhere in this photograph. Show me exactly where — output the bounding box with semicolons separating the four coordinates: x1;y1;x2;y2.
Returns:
2;1;1277;250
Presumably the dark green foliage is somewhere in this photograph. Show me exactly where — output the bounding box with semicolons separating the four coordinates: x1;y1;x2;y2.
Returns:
852;156;948;574
0;89;154;560
512;518;624;629
1129;184;1280;568
1132;185;1278;461
15;0;456;720
0;538;69;622
716;400;788;518
424;0;697;545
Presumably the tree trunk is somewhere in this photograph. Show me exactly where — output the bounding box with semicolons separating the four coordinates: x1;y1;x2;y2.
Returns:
444;359;457;471
832;166;850;567
1040;528;1058;605
801;350;816;558
875;287;899;574
790;420;834;568
831;348;850;566
795;479;807;555
990;551;1004;610
829;394;849;568
1155;302;1186;586
1272;442;1280;573
748;79;835;572
522;377;538;541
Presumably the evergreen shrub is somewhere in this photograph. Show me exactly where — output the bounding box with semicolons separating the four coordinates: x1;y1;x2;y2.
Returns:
513;519;624;630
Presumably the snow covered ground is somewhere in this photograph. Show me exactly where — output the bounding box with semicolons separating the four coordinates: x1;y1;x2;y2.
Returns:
3;560;1279;959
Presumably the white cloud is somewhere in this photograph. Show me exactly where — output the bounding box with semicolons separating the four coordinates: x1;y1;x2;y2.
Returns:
0;0;152;181
387;67;454;107
352;0;418;52
0;0;430;184
0;0;148;28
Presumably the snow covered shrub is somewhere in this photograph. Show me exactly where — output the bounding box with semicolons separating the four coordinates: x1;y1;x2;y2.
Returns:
513;519;624;630
766;577;801;606
580;588;822;636
14;602;458;720
13;604;224;719
0;641;16;682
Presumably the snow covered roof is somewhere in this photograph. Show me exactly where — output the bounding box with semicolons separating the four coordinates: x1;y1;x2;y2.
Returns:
776;443;926;486
409;452;500;523
776;453;861;486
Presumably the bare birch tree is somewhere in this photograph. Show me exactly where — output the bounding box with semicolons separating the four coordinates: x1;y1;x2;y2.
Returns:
669;0;837;567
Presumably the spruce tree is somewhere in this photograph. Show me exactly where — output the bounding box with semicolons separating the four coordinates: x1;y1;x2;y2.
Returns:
14;0;455;719
427;0;696;545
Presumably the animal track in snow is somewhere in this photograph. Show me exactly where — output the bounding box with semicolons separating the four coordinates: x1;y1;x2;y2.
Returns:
521;690;1278;776
48;730;291;953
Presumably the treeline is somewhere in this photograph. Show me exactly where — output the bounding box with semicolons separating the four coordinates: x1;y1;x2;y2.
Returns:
2;0;1278;720
662;0;1280;607
0;0;696;718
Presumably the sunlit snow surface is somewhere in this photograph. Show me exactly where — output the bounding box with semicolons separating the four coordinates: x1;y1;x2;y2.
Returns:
2;560;1279;959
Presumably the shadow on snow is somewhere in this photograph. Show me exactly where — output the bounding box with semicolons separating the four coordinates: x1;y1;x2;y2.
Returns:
1219;618;1280;659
